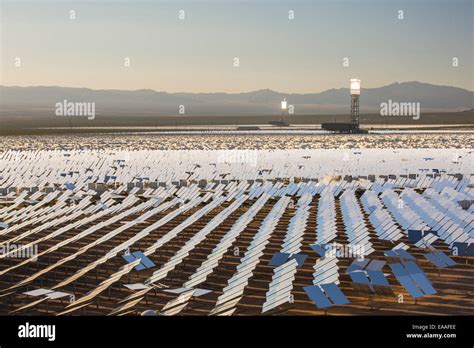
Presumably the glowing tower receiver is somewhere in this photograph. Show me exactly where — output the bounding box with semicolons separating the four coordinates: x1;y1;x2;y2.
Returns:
280;98;288;124
350;79;361;132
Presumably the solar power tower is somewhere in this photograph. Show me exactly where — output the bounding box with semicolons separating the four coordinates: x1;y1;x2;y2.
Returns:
281;98;288;124
350;79;361;132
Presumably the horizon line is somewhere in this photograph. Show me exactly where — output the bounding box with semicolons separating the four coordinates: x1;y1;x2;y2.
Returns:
2;81;473;94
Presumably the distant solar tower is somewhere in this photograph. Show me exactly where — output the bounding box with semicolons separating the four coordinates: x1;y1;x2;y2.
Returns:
350;79;361;132
281;98;288;124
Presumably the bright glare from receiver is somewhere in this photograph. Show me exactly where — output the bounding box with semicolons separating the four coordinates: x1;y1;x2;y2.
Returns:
350;79;361;95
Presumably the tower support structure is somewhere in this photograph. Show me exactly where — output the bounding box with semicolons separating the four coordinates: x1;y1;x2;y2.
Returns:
350;94;360;132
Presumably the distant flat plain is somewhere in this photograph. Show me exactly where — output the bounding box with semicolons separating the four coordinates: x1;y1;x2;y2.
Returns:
0;111;473;135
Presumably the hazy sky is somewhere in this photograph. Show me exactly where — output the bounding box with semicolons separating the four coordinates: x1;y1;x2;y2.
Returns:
1;0;473;93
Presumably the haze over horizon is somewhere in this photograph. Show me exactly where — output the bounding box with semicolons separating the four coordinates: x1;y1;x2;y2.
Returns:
2;81;473;118
1;0;473;93
2;80;474;94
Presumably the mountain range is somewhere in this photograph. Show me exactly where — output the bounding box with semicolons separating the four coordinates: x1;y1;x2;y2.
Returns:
1;81;473;117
